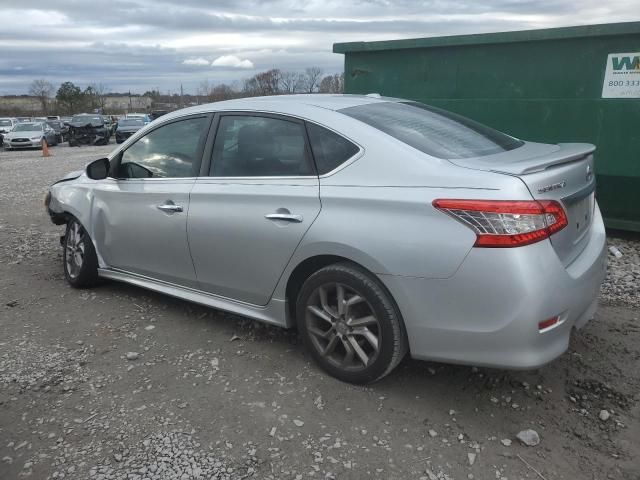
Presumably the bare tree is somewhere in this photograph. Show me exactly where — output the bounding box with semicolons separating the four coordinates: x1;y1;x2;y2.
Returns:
90;83;109;112
302;67;323;93
210;84;235;102
280;71;302;94
319;73;344;94
197;79;213;102
243;69;282;97
29;79;54;114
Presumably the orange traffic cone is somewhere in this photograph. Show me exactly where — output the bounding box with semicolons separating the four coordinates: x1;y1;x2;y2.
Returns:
42;138;50;157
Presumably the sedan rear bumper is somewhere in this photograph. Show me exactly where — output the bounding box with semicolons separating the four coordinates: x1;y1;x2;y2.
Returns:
379;204;607;369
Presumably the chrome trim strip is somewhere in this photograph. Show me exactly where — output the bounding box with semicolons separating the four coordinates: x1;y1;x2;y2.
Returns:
106;177;198;183
194;176;317;182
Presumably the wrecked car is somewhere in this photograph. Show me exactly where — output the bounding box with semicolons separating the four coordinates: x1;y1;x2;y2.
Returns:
67;114;110;146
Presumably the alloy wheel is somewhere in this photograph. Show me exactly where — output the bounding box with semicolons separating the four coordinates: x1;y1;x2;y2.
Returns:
305;282;381;371
65;222;85;279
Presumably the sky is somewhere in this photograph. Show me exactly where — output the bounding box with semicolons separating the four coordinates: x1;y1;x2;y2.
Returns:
0;0;638;95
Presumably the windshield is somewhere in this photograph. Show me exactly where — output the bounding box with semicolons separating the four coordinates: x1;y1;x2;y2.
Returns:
13;123;42;132
119;119;144;127
0;120;12;127
339;101;523;159
47;121;60;128
72;115;103;124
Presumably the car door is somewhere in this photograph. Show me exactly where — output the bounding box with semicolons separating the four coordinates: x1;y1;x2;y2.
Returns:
188;113;321;305
91;114;212;288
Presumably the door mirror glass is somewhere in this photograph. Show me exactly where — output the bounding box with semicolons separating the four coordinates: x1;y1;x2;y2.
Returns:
86;157;110;180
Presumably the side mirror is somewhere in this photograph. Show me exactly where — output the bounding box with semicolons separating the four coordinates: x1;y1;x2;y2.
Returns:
86;157;110;180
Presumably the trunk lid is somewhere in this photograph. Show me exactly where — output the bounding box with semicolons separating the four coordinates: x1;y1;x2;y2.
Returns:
449;142;596;266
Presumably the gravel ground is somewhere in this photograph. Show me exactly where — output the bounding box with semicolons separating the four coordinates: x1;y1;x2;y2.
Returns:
1;143;639;480
602;236;640;308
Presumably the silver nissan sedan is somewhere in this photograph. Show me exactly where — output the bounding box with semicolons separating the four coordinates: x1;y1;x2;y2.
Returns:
45;94;607;383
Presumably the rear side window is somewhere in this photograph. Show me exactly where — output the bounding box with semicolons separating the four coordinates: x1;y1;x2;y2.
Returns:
339;102;523;159
306;123;360;175
210;115;314;177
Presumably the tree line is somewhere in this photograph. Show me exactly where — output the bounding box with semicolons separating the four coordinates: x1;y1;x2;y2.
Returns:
197;67;343;102
27;79;110;115
10;67;343;116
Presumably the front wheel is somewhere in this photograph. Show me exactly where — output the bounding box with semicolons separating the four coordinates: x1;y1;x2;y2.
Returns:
296;263;407;384
63;219;99;288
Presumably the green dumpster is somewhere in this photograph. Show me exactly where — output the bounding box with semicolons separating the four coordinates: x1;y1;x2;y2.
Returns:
334;22;640;231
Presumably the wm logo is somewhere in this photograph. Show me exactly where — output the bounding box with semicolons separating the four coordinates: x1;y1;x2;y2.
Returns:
612;56;640;71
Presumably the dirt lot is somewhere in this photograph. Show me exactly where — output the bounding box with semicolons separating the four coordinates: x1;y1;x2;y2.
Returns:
1;143;639;480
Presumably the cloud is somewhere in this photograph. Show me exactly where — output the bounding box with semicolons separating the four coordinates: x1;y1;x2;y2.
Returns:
211;55;254;69
0;1;638;94
183;57;211;66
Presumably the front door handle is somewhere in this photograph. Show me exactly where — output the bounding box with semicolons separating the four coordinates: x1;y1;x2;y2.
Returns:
157;202;183;213
265;213;303;223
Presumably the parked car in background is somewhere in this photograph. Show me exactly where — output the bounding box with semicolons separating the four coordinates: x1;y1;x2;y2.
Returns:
150;110;169;120
0;117;18;144
46;120;68;144
126;113;151;124
3;121;58;149
45;94;606;384
115;117;145;143
47;116;61;120
67;114;110;146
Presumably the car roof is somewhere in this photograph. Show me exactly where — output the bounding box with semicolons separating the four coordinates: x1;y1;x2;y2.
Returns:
161;94;404;121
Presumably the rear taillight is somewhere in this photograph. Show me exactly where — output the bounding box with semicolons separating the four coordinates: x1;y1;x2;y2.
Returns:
432;199;568;248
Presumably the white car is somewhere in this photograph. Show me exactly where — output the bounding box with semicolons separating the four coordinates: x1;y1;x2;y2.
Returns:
0;117;18;141
3;122;58;149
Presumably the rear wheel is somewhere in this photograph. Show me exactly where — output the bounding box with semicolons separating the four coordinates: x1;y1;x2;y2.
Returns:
296;263;407;384
63;219;99;288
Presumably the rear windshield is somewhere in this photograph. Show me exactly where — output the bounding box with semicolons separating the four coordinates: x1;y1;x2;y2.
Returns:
72;115;103;124
119;119;144;126
339;101;523;159
0;120;12;127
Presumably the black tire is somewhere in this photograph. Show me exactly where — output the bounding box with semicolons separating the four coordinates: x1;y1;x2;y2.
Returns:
63;218;99;288
296;263;408;384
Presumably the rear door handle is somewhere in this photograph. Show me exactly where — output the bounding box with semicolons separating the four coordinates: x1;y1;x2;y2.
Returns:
157;202;183;213
265;213;303;223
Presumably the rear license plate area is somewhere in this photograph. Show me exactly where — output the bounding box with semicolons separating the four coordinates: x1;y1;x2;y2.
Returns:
568;192;594;237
